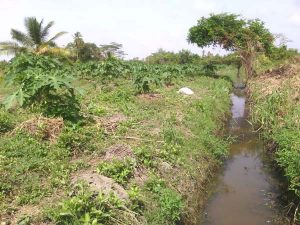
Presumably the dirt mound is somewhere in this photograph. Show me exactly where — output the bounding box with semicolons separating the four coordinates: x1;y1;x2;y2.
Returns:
261;56;300;78
72;170;128;200
133;166;149;185
95;113;127;133
262;64;297;78
11;116;64;142
250;57;300;97
104;144;134;161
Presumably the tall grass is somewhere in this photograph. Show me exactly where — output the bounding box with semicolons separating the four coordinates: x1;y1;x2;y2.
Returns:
250;78;300;223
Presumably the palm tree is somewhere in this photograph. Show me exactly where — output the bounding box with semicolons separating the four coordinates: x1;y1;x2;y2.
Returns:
72;32;84;60
0;17;67;55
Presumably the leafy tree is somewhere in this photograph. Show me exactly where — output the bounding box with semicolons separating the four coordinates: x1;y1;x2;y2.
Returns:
66;33;102;61
80;43;102;61
0;17;67;55
268;45;298;61
99;42;126;59
145;48;179;64
69;32;85;61
188;13;274;79
178;49;199;64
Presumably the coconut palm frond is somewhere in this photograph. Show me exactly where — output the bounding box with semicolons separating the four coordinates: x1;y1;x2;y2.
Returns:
41;21;55;41
47;31;67;44
5;17;67;55
10;29;33;47
24;17;42;46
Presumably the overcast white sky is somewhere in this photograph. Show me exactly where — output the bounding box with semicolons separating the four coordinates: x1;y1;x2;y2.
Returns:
1;0;300;59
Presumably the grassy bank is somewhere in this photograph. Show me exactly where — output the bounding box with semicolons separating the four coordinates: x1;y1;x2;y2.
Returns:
249;57;300;223
0;71;232;224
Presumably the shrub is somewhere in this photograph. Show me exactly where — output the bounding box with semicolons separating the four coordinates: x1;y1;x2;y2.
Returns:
202;61;217;76
75;57;129;79
133;72;162;93
3;54;81;121
4;53;66;78
268;45;298;61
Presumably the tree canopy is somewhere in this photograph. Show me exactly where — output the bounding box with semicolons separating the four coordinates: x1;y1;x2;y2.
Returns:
99;42;126;59
188;13;274;78
145;48;199;64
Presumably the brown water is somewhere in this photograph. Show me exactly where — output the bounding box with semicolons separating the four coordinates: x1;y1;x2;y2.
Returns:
203;90;280;225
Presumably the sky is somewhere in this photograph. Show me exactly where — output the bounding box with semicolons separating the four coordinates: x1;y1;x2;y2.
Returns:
1;0;300;59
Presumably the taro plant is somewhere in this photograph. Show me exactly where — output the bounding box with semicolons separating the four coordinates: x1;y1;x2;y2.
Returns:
161;71;174;86
74;57;129;80
133;72;162;93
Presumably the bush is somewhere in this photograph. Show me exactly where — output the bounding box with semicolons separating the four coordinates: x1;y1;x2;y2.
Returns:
268;45;298;61
133;72;162;93
202;61;217;76
5;53;66;78
3;54;81;121
75;57;129;79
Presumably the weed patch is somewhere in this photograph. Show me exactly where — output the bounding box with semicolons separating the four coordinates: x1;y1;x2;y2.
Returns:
96;159;136;185
249;63;300;222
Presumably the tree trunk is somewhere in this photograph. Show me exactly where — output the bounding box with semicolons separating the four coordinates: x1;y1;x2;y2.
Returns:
237;64;241;79
240;50;255;81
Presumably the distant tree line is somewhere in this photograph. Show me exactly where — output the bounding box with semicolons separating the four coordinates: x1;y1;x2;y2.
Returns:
0;16;298;70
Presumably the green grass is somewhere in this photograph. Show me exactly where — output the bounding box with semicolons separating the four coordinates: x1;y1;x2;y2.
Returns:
0;72;232;224
216;64;246;83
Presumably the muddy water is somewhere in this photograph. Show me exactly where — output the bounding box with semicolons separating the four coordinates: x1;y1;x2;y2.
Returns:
203;90;280;225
